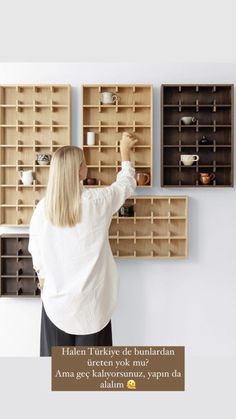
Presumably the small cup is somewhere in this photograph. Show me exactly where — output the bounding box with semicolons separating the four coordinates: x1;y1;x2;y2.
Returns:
36;153;51;165
87;131;95;145
136;172;150;186
85;178;97;185
101;91;119;104
119;204;134;217
199;172;215;185
181;154;199;166
181;116;196;125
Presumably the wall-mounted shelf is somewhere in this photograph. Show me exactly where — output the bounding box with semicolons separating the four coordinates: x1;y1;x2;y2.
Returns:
81;85;153;187
0;85;71;226
0;234;40;297
161;84;234;187
109;196;188;259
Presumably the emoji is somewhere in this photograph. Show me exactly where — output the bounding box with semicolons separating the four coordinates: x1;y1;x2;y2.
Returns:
127;379;136;390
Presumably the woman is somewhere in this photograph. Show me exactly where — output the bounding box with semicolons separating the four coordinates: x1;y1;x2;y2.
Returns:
28;132;137;356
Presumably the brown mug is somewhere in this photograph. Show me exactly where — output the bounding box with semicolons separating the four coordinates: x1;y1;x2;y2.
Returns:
136;172;150;186
199;172;215;185
85;178;97;185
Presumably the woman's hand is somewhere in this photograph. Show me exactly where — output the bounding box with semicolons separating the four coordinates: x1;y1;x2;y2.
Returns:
120;132;138;161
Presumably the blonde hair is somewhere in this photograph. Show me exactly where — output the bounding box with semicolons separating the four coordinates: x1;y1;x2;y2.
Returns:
45;146;84;227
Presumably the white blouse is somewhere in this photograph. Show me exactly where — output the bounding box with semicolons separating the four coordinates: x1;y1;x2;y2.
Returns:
28;161;136;334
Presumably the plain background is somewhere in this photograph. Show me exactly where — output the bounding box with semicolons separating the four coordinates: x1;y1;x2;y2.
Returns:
0;1;236;418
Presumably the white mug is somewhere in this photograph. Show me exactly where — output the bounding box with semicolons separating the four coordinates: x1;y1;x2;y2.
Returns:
101;91;119;104
181;155;199;166
87;131;95;145
19;170;34;185
181;116;196;125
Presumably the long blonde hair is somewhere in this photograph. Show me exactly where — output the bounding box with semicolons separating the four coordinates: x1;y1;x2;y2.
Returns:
45;146;84;227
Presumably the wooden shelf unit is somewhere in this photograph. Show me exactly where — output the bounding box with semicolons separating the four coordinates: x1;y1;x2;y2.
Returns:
0;234;40;297
0;85;71;226
109;196;188;259
81;84;153;187
161;84;234;187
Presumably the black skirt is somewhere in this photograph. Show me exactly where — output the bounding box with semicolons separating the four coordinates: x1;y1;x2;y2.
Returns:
40;303;113;356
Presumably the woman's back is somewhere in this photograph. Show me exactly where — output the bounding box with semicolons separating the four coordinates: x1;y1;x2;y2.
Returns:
29;160;136;334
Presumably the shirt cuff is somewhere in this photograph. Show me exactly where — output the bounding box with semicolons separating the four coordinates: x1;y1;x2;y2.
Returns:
121;161;134;168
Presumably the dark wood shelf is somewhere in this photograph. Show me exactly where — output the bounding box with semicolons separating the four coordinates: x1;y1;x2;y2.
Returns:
0;235;40;297
161;84;234;187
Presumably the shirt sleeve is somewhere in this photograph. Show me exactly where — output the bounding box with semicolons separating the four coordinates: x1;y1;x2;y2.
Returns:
99;160;137;216
28;204;45;279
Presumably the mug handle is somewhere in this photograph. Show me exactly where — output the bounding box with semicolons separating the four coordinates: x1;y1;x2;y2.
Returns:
143;173;150;185
192;117;197;123
210;173;215;181
193;155;200;161
112;94;119;103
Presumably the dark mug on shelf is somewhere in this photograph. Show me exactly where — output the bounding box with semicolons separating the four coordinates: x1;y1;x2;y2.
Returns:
199;172;215;185
119;204;134;217
198;135;211;145
85;178;97;185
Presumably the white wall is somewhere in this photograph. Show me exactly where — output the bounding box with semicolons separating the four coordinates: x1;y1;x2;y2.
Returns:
0;63;235;368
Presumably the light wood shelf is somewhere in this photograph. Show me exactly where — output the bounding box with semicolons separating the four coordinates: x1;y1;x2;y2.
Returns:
109;196;188;259
81;84;153;187
0;84;71;225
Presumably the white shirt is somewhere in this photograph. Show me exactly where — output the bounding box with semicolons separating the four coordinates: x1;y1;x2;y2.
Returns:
28;161;136;334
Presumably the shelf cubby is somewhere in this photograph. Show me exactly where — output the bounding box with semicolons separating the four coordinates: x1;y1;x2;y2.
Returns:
161;84;234;187
0;85;71;226
82;85;153;187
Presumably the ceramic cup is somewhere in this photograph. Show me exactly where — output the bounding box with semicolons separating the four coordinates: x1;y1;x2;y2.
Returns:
85;178;97;185
199;172;215;185
101;92;119;104
181;116;196;125
181;154;199;166
36;153;51;165
136;172;150;186
119;204;134;217
87;131;95;145
19;169;34;185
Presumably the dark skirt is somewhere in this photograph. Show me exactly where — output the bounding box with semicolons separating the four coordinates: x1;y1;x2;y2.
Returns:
40;303;113;356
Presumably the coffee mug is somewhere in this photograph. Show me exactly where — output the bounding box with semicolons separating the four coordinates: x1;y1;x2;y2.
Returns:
136;172;150;186
87;131;95;145
119;204;134;217
36;153;51;165
181;116;196;125
85;178;97;185
181;154;199;166
101;92;119;104
199;172;215;185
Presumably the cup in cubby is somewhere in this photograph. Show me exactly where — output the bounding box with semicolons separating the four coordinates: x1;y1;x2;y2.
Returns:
199;172;215;185
181;154;199;166
100;92;119;104
136;171;150;186
36;153;51;165
181;116;196;125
